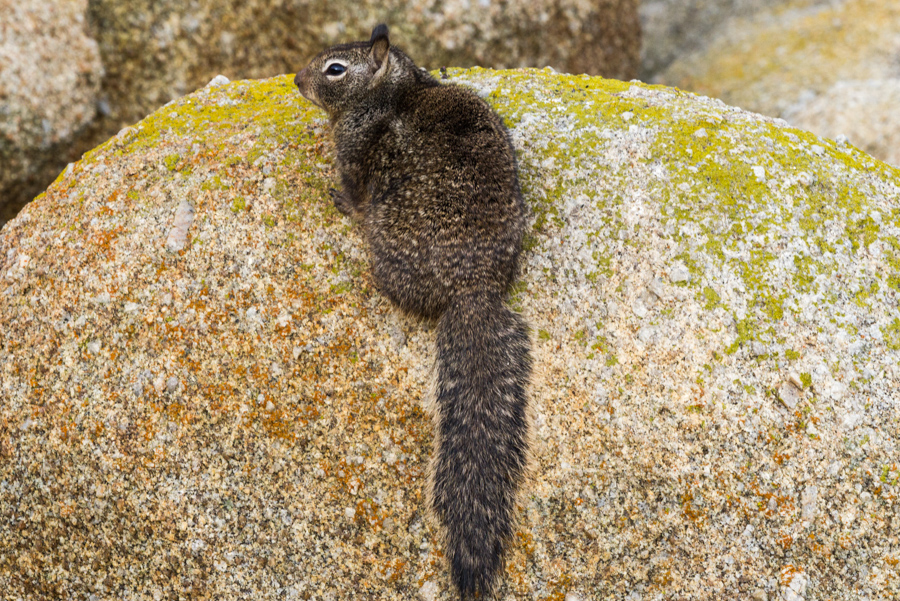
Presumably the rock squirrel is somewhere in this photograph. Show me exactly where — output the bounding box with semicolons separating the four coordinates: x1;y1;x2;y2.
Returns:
295;25;532;598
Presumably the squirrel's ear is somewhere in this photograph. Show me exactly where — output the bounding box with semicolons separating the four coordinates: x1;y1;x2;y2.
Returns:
370;24;390;74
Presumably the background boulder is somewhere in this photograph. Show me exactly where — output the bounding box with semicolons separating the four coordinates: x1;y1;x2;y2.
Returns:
638;0;794;79
0;0;104;224
1;0;641;227
2;69;899;599
784;78;900;169
656;0;900;166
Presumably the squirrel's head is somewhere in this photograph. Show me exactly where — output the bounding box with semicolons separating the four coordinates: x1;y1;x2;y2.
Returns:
295;24;411;117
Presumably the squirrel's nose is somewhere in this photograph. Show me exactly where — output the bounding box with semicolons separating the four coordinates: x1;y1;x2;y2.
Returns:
294;68;307;90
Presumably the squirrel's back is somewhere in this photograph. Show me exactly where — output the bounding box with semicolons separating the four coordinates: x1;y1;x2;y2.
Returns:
365;82;525;318
296;25;531;598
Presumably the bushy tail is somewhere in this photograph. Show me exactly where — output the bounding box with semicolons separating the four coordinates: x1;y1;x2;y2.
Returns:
431;293;531;598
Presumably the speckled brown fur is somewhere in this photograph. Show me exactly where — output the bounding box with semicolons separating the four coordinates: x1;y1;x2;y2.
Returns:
295;25;532;599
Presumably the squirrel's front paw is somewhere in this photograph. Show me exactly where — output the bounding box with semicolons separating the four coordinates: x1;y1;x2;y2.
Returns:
329;188;355;217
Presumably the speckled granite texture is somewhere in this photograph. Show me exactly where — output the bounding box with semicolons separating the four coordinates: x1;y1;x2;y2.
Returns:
658;0;900;167
638;0;797;78
2;0;640;226
1;69;899;600
0;0;103;224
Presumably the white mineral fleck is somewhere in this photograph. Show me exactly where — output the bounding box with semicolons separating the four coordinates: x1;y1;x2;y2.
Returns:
648;277;666;298
801;485;818;520
418;581;439;601
669;262;690;283
781;570;808;601
778;380;801;409
206;74;230;87
165;200;195;253
632;298;648;318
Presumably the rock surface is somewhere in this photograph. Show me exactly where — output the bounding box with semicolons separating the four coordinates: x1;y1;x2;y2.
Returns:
2;0;640;227
658;0;900;166
785;78;900;169
2;69;900;599
88;0;641;130
639;0;795;79
0;0;103;223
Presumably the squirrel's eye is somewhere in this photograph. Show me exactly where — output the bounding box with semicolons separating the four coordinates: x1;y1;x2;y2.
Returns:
325;63;346;76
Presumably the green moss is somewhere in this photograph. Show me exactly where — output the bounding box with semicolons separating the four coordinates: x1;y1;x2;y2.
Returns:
58;67;900;377
884;318;900;351
847;215;880;253
701;286;721;310
800;373;812;389
163;154;181;171
785;349;800;361
201;175;228;191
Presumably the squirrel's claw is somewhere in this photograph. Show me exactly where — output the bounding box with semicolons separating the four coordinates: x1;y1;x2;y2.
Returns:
329;187;355;217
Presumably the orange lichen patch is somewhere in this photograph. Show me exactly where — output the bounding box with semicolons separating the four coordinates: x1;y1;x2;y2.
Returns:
516;529;537;556
541;574;574;601
680;490;707;523
88;225;125;261
779;564;804;586
372;557;408;584
808;533;831;559
776;531;794;551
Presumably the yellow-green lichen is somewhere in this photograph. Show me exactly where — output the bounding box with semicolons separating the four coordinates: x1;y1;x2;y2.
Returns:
163;154;181;171
231;196;247;213
884;318;900;351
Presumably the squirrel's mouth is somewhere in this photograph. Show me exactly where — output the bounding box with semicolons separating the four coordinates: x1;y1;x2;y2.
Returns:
293;69;321;108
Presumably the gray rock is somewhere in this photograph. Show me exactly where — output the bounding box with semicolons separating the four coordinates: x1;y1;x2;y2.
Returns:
668;262;691;283
781;570;808;601
786;78;900;168
418;581;439;601
0;0;103;224
639;0;795;78
801;485;818;520
3;0;640;227
1;68;898;600
657;0;900;167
